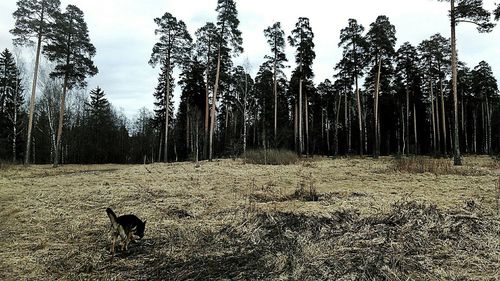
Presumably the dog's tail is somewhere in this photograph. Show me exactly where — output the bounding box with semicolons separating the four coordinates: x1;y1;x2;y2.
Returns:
106;208;119;228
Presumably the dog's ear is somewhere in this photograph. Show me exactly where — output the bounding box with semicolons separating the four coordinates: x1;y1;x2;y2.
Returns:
143;220;147;225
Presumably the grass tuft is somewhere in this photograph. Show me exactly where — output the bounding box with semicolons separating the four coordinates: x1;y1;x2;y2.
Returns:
393;157;487;176
244;149;298;165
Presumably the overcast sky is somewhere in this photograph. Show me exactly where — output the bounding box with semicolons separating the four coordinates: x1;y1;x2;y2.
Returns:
1;0;499;119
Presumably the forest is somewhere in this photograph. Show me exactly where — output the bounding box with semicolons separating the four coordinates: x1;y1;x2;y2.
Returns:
1;0;500;165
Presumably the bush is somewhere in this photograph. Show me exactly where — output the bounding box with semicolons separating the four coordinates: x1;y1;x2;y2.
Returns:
244;149;298;165
393;157;486;176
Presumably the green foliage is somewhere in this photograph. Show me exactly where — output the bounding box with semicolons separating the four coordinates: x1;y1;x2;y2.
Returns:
0;49;25;161
244;149;298;165
264;22;287;73
216;0;243;55
495;4;500;21
337;18;368;79
149;12;192;68
10;0;61;46
471;61;498;98
364;15;397;95
43;5;98;89
454;0;495;32
288;17;315;79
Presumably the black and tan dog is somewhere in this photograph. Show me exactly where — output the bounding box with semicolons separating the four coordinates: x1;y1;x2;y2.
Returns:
106;208;146;257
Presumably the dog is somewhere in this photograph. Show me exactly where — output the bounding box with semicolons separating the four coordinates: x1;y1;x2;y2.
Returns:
106;208;146;257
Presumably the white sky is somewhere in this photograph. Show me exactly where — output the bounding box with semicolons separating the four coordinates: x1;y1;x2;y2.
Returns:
1;0;499;118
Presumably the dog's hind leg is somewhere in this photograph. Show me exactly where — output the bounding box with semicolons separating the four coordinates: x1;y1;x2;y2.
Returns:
110;234;116;257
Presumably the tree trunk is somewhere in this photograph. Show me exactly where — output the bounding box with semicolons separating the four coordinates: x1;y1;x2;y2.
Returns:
299;78;303;155
334;95;342;156
473;109;477;154
435;84;441;154
164;58;171;163
273;35;278;145
355;75;363;155
413;97;418;155
12;77;19;162
209;47;222;161
450;0;461;165
326;108;330;155
204;40;211;160
25;33;43;165
305;90;309;156
462;93;468;153
243;73;248;154
294;102;298;153
374;59;382;158
405;88;409;156
486;94;491;154
440;79;447;155
158;130;162;162
430;78;437;154
53;75;69;167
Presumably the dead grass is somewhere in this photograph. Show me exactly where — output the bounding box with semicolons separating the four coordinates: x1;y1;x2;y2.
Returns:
393;156;490;176
0;157;498;280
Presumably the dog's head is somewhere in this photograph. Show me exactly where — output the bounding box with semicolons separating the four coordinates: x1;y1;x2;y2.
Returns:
134;220;146;239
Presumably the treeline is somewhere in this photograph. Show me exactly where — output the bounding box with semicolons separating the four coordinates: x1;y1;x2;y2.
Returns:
1;0;500;164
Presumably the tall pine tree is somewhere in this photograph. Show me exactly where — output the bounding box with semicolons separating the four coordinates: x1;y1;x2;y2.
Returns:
43;4;98;166
149;12;192;162
11;0;60;164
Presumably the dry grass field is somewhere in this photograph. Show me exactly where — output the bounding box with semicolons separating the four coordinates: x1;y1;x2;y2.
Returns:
0;156;499;280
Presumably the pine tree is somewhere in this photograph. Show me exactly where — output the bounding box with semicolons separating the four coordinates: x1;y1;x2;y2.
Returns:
176;56;206;161
264;22;287;144
152;65;175;162
210;0;243;161
288;17;315;156
438;0;494;165
194;22;218;158
337;19;368;155
471;61;497;154
0;49;25;162
365;15;396;158
395;42;420;155
149;12;192;162
11;0;60;164
43;4;98;166
87;86;113;163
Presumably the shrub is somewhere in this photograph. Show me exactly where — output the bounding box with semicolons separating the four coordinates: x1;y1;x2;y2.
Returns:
243;149;298;165
393;157;486;176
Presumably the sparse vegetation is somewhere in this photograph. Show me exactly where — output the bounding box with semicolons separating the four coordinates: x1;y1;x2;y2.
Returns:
393;156;488;176
243;149;298;165
0;156;498;280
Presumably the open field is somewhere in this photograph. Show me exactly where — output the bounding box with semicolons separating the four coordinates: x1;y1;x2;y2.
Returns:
0;156;499;280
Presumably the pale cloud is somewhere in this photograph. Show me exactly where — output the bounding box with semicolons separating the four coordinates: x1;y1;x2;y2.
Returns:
1;0;499;118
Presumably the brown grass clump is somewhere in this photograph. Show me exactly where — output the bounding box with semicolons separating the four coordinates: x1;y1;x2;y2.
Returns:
244;149;298;165
393;156;488;176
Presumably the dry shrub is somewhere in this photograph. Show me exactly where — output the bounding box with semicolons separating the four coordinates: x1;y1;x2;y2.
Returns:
290;172;319;202
244;149;298;165
393;157;487;176
0;160;14;170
